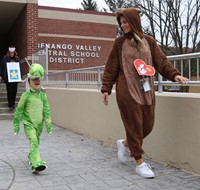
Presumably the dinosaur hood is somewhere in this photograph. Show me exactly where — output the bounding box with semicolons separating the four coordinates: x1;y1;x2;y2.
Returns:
28;63;44;79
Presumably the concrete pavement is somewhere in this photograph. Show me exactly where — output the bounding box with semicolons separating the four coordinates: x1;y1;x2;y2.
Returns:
1;120;200;190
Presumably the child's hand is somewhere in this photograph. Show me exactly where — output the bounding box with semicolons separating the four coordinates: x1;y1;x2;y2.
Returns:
41;86;46;93
13;125;20;134
46;125;52;134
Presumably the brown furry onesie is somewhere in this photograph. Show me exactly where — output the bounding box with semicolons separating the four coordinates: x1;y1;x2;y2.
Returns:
101;7;181;160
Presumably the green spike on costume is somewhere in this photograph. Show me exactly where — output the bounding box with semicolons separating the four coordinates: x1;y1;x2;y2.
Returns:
13;63;52;173
28;63;44;79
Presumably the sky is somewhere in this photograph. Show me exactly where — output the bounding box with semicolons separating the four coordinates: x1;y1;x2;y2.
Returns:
38;0;109;10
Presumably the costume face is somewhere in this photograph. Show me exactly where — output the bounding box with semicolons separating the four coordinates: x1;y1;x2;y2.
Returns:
120;16;131;34
29;78;42;90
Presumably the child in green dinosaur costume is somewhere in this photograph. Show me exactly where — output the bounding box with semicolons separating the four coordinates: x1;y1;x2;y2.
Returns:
13;63;53;174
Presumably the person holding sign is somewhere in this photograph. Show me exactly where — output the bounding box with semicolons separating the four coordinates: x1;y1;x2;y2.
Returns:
101;7;188;178
0;47;21;111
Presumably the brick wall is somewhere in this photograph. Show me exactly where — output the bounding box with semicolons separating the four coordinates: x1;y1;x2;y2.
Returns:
39;19;115;39
3;4;117;73
7;3;38;59
38;7;116;71
37;37;114;70
26;3;38;56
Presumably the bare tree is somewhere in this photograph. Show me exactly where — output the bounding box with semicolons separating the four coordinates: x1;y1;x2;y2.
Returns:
103;0;133;12
133;0;200;54
104;0;200;54
81;0;99;11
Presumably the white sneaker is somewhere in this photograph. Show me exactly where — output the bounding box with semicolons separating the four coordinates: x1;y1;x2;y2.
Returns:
116;139;127;163
135;162;155;178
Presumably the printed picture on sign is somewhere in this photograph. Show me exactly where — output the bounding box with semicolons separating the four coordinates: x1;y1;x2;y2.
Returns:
10;69;19;80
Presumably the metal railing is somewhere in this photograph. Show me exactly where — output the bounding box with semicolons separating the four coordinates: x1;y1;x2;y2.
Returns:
156;52;200;92
32;46;49;85
47;66;105;88
47;52;200;92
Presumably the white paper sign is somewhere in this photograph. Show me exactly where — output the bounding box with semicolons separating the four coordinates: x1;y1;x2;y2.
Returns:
6;62;22;82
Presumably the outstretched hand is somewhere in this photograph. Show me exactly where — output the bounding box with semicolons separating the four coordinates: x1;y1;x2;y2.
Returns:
174;75;189;84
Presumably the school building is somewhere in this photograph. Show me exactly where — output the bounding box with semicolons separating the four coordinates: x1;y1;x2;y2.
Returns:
0;0;116;73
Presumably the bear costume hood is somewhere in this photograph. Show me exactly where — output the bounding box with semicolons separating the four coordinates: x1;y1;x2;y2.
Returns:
116;7;144;43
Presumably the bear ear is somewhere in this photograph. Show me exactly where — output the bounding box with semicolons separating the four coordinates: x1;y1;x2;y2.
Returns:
135;7;143;16
115;8;126;15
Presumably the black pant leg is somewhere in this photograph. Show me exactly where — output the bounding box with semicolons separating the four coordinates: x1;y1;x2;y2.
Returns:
12;82;18;106
5;82;18;107
5;82;12;107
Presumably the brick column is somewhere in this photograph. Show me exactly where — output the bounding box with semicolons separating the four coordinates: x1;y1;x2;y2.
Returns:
26;3;38;56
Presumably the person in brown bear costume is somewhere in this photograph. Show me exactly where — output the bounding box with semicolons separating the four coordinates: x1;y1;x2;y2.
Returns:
101;7;188;178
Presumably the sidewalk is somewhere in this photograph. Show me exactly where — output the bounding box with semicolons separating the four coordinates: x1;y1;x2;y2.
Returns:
1;120;200;190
